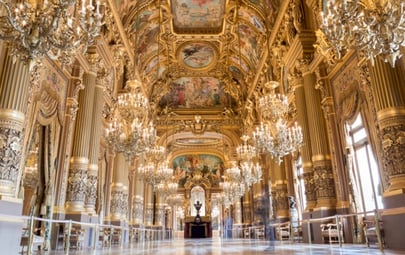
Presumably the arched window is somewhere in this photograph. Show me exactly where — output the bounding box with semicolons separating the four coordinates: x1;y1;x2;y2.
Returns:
345;113;383;213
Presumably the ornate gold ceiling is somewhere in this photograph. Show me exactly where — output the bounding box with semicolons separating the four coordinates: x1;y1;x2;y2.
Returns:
108;0;283;158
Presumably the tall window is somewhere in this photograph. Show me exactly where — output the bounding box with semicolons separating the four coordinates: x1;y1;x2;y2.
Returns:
345;114;383;213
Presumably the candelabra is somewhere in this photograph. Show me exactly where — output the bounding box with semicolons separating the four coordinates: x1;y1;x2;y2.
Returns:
321;0;405;67
105;80;156;161
0;0;103;64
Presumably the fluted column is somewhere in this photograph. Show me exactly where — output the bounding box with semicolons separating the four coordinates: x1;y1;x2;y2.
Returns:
109;153;129;221
234;199;242;224
132;161;145;224
316;65;350;212
242;192;252;224
65;53;98;213
85;69;107;214
290;71;316;211
0;46;30;198
369;59;405;193
272;160;289;221
144;184;154;225
300;60;336;210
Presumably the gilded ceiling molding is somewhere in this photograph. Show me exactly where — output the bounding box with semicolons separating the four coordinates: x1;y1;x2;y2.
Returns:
105;0;135;64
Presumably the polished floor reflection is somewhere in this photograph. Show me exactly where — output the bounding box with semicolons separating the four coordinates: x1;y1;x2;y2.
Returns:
45;238;405;255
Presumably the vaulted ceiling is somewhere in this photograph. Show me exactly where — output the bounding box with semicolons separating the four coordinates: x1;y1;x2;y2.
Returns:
108;0;284;160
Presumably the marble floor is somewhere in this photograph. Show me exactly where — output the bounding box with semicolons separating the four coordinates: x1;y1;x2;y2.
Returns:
44;238;405;255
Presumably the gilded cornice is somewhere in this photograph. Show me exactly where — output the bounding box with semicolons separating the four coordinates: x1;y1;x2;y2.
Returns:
105;0;135;64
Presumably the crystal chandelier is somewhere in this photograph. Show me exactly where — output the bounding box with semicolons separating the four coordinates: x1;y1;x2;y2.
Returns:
253;81;303;163
240;161;262;188
0;0;103;64
259;81;288;122
236;135;257;161
320;0;405;67
156;176;178;201
253;119;302;163
105;80;156;161
236;135;262;188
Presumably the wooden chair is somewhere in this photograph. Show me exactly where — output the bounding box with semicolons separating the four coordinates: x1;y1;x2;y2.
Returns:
276;223;290;241
320;222;344;244
362;216;384;248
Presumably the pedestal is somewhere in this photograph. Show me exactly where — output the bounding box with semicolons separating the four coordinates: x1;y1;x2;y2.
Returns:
0;197;23;255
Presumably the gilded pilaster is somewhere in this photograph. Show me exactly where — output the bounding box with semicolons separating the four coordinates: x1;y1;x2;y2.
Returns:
234;200;242;224
272;161;289;220
315;65;350;210
85;68;109;214
109;153;129;221
0;46;30;197
299;59;336;210
369;59;405;193
242;192;252;224
65;53;98;213
290;69;316;210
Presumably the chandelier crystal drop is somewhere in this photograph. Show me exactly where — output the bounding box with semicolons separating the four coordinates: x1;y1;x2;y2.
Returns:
0;0;103;64
320;0;405;67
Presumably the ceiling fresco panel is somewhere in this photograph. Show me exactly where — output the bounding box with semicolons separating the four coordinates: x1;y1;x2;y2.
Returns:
178;42;217;70
159;77;228;108
171;0;226;33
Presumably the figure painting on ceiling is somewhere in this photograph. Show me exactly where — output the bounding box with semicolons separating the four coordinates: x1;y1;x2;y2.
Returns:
159;77;228;108
180;43;215;69
173;154;223;188
171;0;225;28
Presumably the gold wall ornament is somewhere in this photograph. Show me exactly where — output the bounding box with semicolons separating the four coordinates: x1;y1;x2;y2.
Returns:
0;0;103;64
321;0;405;67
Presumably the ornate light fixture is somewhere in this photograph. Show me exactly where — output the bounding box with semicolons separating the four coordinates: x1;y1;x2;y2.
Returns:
320;0;405;67
253;81;303;163
236;135;262;188
105;80;156;161
0;0;103;64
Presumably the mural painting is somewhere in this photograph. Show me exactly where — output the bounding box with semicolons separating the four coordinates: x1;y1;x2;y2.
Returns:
179;43;216;69
239;8;265;33
173;154;223;188
237;23;259;67
171;0;225;28
159;77;227;108
137;25;159;66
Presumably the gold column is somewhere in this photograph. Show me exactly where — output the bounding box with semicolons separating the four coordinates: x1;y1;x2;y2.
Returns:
242;191;252;224
109;152;129;222
290;71;316;211
299;60;336;210
0;46;30;198
144;183;154;225
316;65;350;211
65;53;98;213
85;70;107;214
133;159;145;224
369;59;405;194
103;150;115;220
272;160;289;220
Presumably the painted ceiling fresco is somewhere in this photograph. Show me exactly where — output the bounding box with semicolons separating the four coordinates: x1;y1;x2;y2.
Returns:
171;0;225;32
179;42;216;69
173;154;223;188
116;0;281;114
159;77;227;108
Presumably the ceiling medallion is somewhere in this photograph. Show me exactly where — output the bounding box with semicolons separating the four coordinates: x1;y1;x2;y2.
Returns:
178;42;217;70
